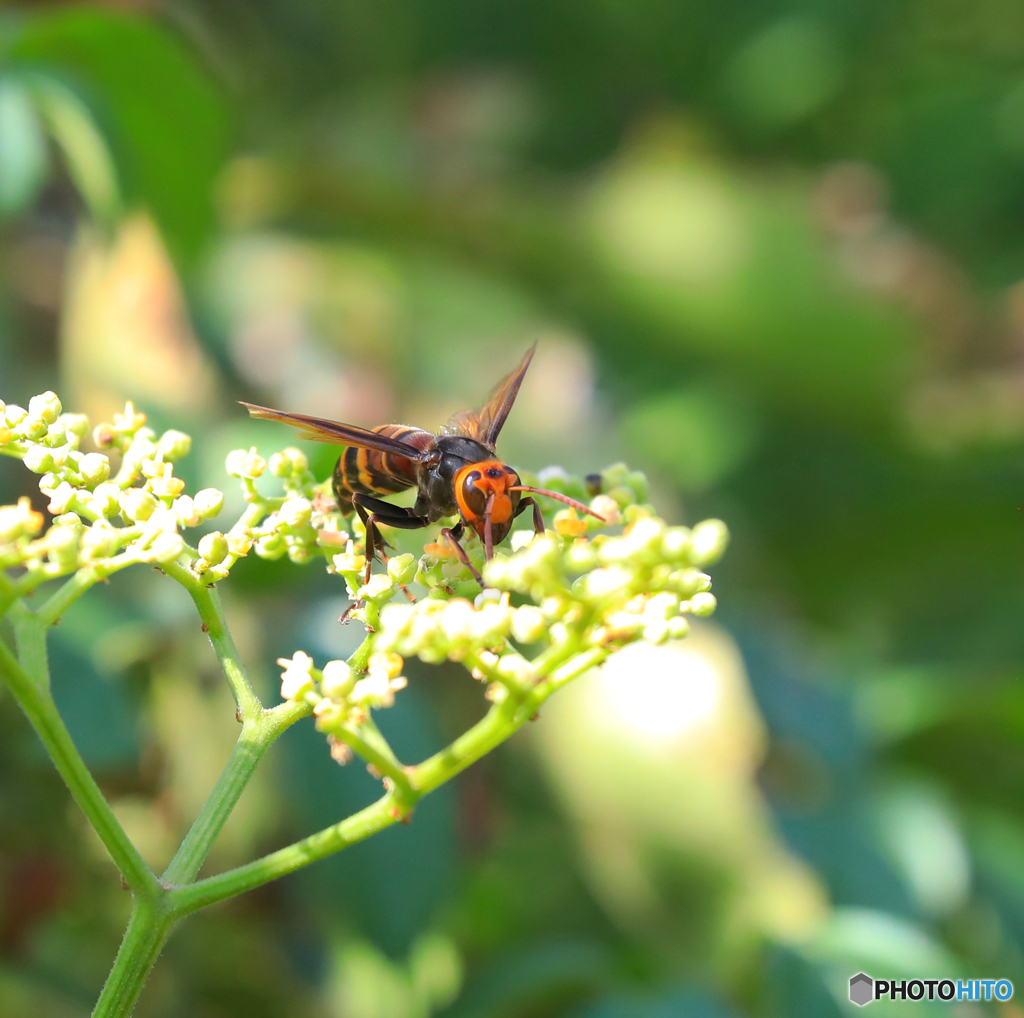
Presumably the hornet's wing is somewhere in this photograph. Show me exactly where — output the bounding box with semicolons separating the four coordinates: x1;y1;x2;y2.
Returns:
445;343;536;449
240;403;433;461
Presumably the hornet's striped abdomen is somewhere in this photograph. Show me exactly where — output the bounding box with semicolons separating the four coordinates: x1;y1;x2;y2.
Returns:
332;424;433;513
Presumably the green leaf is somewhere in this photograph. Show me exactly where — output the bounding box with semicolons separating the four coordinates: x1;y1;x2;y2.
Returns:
9;6;230;261
29;75;120;228
0;75;47;215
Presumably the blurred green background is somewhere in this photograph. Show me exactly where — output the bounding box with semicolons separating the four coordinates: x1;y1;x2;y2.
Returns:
2;0;1024;1015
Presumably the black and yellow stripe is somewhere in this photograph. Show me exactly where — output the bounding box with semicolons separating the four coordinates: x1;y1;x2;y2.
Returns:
332;424;431;513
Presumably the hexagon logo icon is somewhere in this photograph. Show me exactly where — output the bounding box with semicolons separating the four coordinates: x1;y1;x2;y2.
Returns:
849;972;874;1007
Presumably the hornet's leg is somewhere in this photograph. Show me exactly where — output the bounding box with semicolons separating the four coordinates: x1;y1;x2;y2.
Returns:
352;493;430;587
513;496;544;536
440;522;485;586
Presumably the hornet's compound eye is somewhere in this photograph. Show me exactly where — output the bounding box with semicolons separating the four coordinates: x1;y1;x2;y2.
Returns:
459;469;487;518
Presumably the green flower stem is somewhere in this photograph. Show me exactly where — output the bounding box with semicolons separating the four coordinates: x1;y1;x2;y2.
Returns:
33;550;148;630
162;557;263;721
0;633;159;897
91;897;177;1018
0;571;17;616
164;643;608;918
332;718;413;800
37;566;104;628
166;791;401;915
160;727;269;886
10;602;49;686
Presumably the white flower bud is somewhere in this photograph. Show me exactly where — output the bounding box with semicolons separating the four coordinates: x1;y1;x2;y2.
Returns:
112;401;146;435
623;517;663;554
120;488;159;522
198;531;228;566
564;540;598;572
78;452;110;486
689;592;717;617
481;556;510;586
82;521;120;560
585;566;633;600
45;421;68;447
0;497;44;541
588;494;621;525
512;606;546;644
46;482;75;516
540;596;566;620
255;533;287;559
23;446;55;473
644;592;679;620
4;404;27;427
321;659;355;698
690;519;728;566
509;530;535;553
150;531;185;564
173;495;200;528
671;568;711;597
661;527;691;560
47;526;80;568
440;599;476;642
333;550;367;575
268;452;291;478
282;667;313;696
281;497;312;529
666;616;690;640
497;653;532;684
287;542;312;565
225;447;266;478
157;429;191;461
226;532;252;557
54;511;83;531
351;670;406;708
59;413;89;440
193;488;224;520
470;602;513;644
387;553;417;586
369;651;404;679
642;618;670;644
379;603;416;642
360;573;395;601
269;447;309;477
88;483;122;518
28;391;61;425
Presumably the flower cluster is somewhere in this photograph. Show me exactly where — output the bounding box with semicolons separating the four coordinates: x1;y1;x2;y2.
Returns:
375;513;724;667
274;465;727;763
0;390;355;589
0;394;220;583
276;649;409;764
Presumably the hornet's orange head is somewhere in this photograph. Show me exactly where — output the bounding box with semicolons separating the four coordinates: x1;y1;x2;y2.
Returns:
454;461;522;547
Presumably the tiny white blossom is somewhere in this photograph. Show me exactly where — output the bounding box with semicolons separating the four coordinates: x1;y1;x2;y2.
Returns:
321;659;354;699
280;497;312;529
278;651;315;702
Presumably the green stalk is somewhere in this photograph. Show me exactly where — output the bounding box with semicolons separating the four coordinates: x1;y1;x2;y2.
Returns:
0;633;159;897
163;558;263;721
91;898;177;1018
167;792;400;915
161;728;268;886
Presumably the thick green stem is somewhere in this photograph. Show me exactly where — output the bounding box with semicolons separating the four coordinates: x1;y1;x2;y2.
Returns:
91;898;177;1018
163;558;263;721
168;792;400;915
0;634;159;897
161;728;268;886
